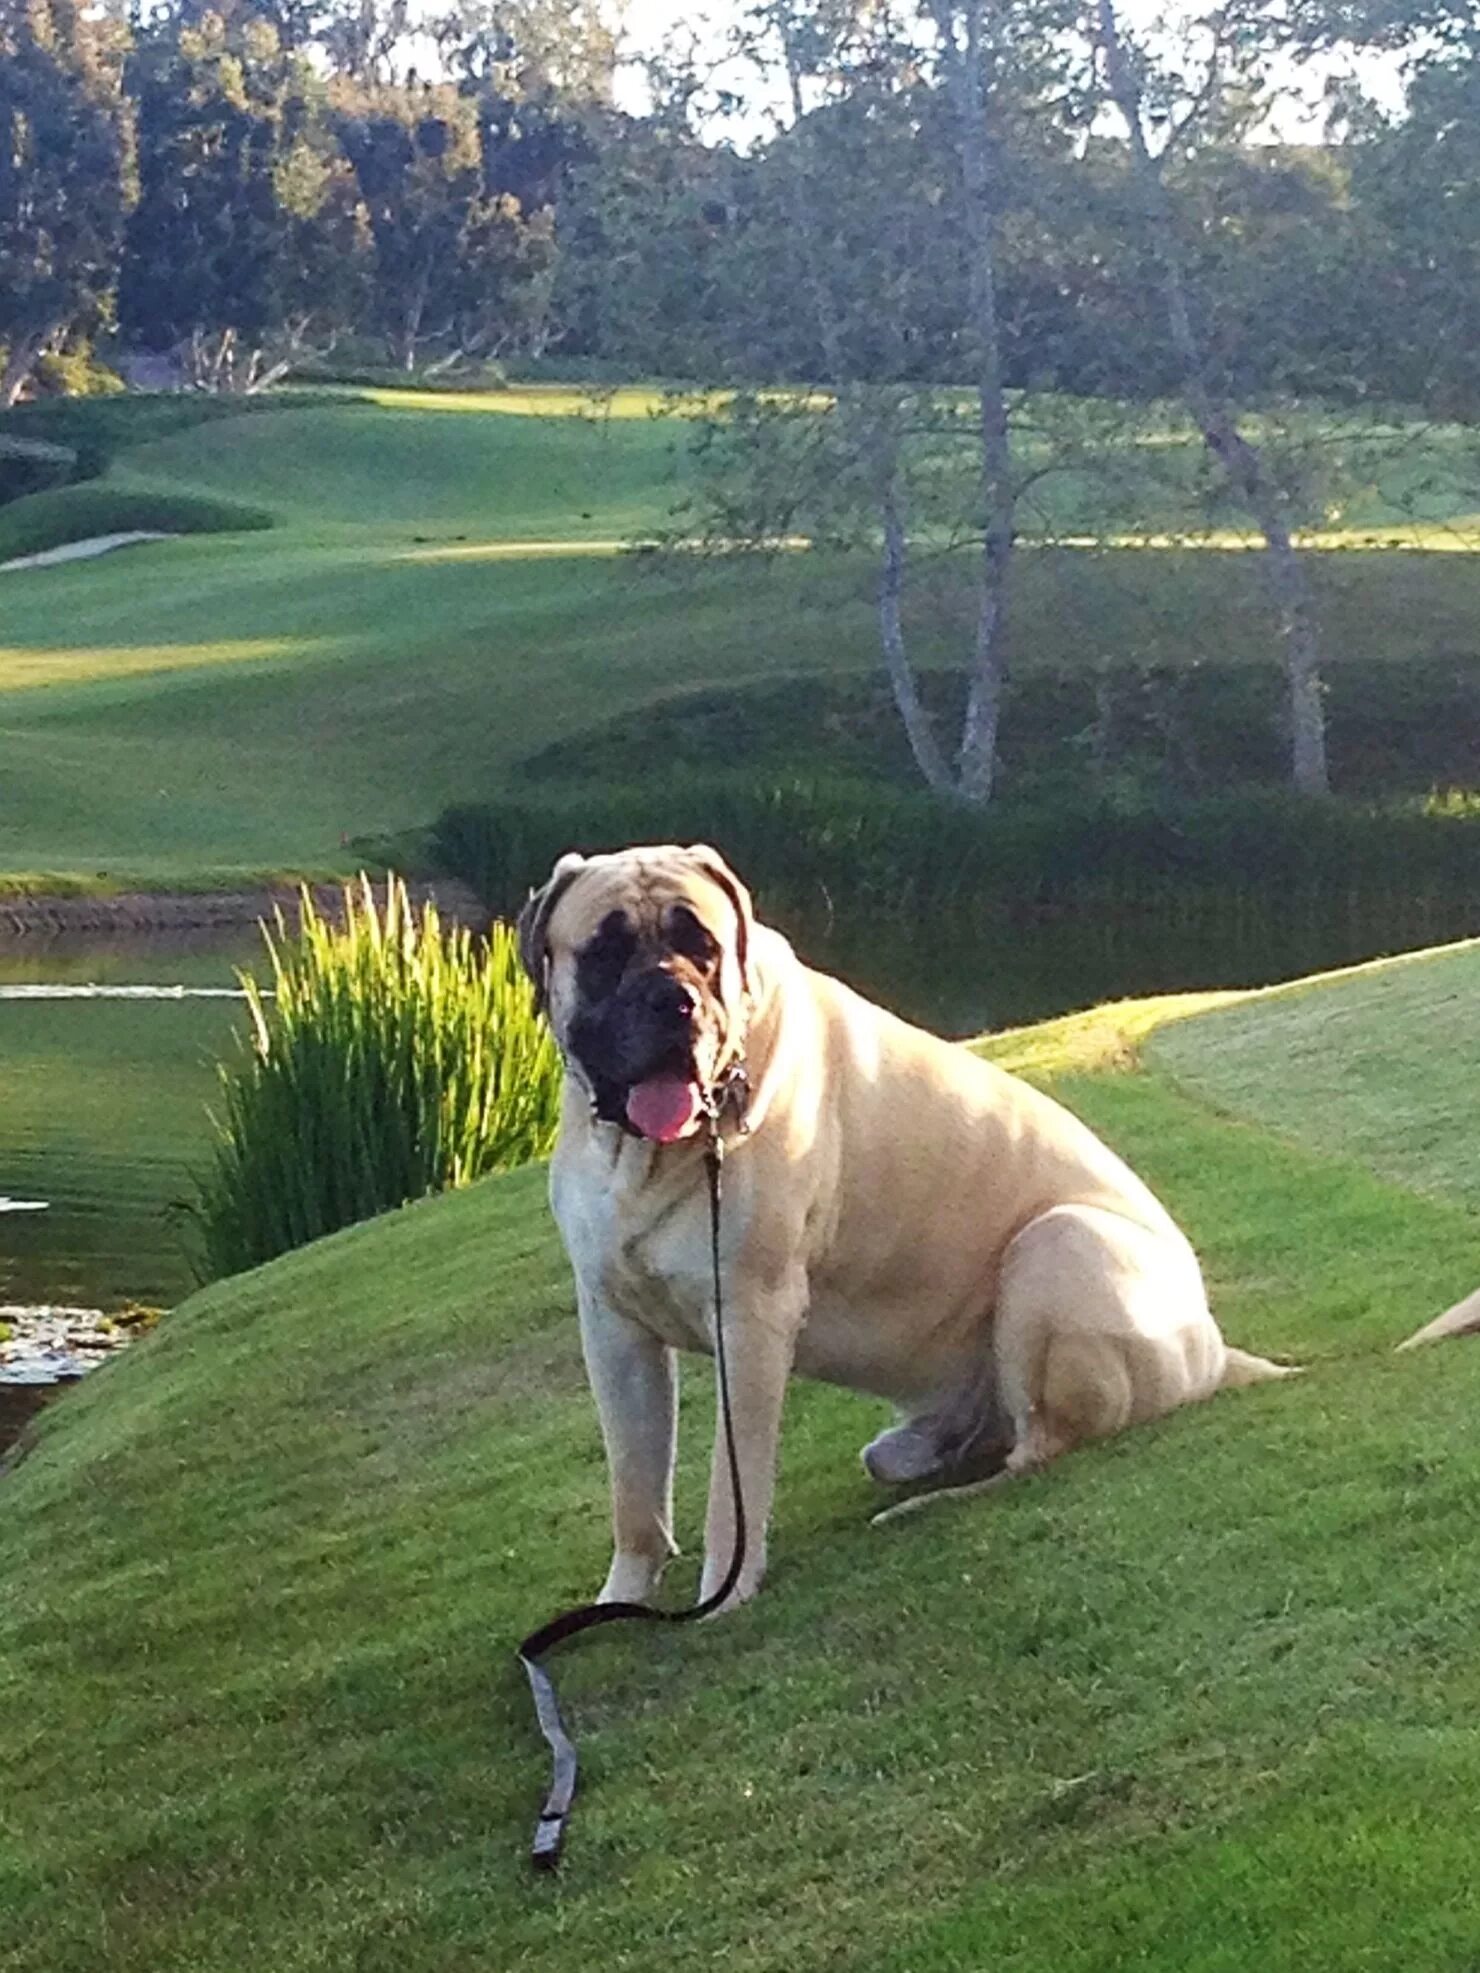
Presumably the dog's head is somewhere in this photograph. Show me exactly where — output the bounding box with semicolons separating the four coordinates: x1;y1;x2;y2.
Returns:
518;844;756;1144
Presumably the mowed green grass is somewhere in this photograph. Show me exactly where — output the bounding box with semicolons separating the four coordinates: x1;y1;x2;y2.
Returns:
5;388;1480;885
1150;937;1480;1211
5;952;1480;1972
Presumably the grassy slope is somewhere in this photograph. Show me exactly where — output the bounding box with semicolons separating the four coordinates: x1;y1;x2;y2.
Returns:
5;953;1480;1972
5;388;1480;885
1149;937;1480;1211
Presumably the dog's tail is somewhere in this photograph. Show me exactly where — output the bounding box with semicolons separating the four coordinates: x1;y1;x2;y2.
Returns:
1396;1285;1480;1353
1220;1346;1302;1389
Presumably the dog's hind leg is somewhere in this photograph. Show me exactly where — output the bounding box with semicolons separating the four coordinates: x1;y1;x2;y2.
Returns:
860;1367;1009;1486
873;1204;1209;1527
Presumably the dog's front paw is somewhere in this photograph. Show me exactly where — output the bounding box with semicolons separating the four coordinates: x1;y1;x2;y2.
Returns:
698;1551;765;1615
598;1552;669;1605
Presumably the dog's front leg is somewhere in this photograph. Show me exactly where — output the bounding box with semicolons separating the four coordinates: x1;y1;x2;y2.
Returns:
699;1293;801;1613
579;1288;679;1605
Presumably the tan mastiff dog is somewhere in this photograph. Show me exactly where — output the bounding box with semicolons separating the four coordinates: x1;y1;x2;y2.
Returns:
520;843;1293;1613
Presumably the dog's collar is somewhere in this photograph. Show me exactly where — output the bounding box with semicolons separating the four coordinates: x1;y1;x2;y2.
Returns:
703;1058;752;1138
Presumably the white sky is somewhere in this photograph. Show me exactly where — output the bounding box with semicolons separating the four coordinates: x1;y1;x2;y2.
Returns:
610;0;1408;143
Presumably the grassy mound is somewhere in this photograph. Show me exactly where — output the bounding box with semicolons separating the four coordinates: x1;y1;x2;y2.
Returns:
0;388;361;474
4;958;1480;1971
0;483;273;562
109;387;681;540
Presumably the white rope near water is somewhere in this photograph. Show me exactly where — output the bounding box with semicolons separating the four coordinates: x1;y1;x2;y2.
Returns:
0;984;261;1000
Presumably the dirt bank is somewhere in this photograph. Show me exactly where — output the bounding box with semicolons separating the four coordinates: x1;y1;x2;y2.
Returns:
0;878;488;939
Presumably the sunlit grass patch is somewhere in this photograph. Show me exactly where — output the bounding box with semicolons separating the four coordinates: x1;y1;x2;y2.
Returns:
975;989;1240;1075
359;383;677;418
0;634;310;693
390;536;631;562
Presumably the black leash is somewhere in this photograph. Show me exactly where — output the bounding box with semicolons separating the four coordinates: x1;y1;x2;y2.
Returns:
516;1123;746;1871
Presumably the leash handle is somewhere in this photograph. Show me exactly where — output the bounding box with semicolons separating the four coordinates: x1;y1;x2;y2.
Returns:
518;1138;746;1870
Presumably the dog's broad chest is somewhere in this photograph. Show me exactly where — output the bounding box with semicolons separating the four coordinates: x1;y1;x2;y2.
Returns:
552;1155;721;1355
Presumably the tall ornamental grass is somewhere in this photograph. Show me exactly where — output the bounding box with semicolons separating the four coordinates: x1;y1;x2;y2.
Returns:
190;877;562;1281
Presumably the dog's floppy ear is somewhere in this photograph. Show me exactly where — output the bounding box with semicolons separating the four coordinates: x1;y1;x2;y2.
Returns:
517;852;587;1014
688;844;755;995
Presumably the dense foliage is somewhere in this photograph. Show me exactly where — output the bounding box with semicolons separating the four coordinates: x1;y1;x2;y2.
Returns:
430;776;1480;928
0;0;1472;410
189;878;562;1280
0;0;134;407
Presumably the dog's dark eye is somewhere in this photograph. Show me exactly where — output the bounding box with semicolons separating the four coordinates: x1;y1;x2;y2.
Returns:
577;916;636;1000
667;908;720;969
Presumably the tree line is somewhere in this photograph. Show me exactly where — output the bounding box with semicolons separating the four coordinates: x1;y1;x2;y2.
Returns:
0;0;611;401
2;0;1470;800
2;0;1468;408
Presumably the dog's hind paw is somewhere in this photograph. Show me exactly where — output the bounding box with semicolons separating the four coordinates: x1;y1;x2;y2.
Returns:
860;1421;951;1486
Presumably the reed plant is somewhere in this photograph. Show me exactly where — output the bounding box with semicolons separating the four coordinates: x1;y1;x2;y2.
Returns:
189;876;562;1281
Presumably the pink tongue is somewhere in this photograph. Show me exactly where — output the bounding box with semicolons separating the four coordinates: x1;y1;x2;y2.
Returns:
626;1074;703;1144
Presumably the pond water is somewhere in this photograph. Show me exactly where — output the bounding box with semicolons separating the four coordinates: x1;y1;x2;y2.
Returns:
810;892;1480;1037
0;929;262;1312
3;894;1477;1313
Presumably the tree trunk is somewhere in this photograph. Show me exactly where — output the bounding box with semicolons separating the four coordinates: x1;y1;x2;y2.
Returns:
397;278;427;372
936;0;1015;807
1;327;56;409
241;318;314;395
1095;0;1330;795
212;327;236;391
779;35;847;384
1245;493;1329;794
878;477;957;797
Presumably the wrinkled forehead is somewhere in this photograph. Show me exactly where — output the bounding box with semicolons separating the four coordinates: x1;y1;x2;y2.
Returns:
546;851;732;953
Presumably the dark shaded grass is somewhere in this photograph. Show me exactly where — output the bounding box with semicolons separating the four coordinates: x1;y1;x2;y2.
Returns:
521;657;1480;801
3;1054;1478;1972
